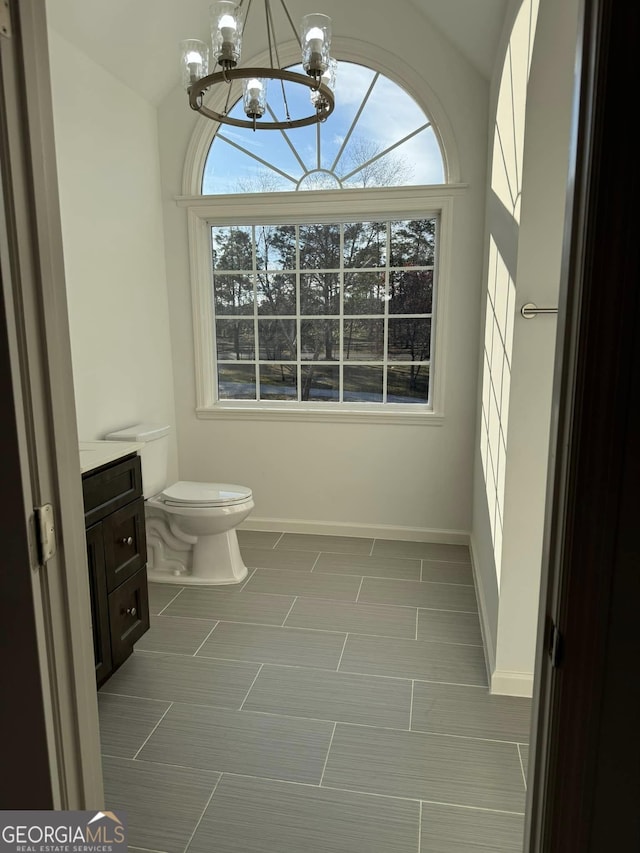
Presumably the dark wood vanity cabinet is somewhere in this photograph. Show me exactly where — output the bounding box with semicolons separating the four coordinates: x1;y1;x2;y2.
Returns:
82;453;150;686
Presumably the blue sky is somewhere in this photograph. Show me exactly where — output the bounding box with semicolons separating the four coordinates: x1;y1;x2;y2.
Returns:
202;61;445;193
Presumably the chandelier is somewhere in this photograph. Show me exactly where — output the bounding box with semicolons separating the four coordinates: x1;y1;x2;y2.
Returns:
179;0;336;131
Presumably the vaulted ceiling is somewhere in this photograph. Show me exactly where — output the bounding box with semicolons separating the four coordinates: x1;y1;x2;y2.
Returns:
46;0;511;105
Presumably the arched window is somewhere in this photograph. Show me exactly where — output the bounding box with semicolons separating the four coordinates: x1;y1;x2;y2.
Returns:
202;61;445;194
185;60;456;421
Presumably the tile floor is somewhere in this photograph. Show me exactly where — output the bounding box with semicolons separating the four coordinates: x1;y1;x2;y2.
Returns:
98;531;532;853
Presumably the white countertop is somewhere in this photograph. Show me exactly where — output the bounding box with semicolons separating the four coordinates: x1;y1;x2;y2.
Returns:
79;440;144;475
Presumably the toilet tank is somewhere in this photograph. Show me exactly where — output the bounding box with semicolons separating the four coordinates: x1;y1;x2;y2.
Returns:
105;423;170;498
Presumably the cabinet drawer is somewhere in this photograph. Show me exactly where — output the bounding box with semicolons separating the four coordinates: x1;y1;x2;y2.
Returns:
83;454;143;527
104;497;147;592
108;567;150;667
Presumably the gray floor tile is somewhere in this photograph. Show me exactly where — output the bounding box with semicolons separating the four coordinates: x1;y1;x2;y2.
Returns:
237;530;283;548
285;598;417;639
315;552;421;580
421;802;525;852
196;622;346;669
129;848;169;852
244;568;362;601
421;560;474;585
243;664;411;729
519;744;529;781
340;634;488;686
97;693;170;758
417;609;483;646
411;682;532;742
103;651;260;708
360;577;478;613
102;756;219;853
134;615;217;655
322;724;525;811
138;703;334;784
373;540;471;562
161;586;295;625
188;774;420;853
147;583;184;616
240;546;318;571
277;533;374;555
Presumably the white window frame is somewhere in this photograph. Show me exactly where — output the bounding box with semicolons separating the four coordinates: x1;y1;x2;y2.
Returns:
178;184;466;424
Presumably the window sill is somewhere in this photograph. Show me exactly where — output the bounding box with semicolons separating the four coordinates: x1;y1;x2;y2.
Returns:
196;406;444;426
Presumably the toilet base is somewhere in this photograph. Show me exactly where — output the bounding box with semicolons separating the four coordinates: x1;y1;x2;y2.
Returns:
192;528;248;584
147;528;248;586
146;568;248;586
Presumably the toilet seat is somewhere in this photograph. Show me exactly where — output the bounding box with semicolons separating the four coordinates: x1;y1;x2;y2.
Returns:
161;481;253;508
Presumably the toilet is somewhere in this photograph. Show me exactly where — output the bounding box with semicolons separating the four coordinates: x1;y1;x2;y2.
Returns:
105;423;253;585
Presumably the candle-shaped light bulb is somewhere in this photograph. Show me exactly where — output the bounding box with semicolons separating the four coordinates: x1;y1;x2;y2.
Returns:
301;14;331;75
179;39;209;90
305;26;325;53
311;57;336;111
219;13;237;41
211;2;242;68
243;77;267;120
186;50;201;83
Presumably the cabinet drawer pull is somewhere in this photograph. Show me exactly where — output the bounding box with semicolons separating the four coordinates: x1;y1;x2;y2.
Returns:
123;606;137;617
120;536;134;546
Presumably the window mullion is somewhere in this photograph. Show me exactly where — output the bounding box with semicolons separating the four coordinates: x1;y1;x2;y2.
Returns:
252;226;260;400
339;223;344;402
383;223;390;403
296;225;302;401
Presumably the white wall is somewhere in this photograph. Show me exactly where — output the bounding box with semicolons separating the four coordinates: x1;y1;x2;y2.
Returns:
471;0;580;694
157;0;489;537
493;0;580;691
47;29;178;480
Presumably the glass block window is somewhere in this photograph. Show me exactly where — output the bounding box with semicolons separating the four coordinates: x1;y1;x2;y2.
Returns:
210;218;437;406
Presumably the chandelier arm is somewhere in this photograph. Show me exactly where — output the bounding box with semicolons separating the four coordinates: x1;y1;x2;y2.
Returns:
223;75;234;115
190;68;334;130
264;0;292;122
277;0;302;48
265;0;276;69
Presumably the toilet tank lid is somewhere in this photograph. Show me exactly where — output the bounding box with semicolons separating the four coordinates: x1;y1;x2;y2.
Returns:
105;423;170;442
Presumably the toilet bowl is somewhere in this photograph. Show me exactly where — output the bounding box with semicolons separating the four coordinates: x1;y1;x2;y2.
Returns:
147;481;254;584
105;424;253;585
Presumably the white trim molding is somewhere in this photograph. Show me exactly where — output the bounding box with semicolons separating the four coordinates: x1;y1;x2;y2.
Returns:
470;535;535;698
196;406;444;426
181;39;462;196
239;517;470;545
182;186;464;423
470;533;496;686
490;670;535;698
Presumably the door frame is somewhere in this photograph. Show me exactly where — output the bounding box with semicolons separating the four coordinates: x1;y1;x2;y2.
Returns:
0;0;103;808
526;0;640;848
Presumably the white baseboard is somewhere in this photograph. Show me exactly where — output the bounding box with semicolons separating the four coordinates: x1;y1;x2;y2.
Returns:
239;516;470;545
470;536;535;698
469;535;495;686
490;670;534;698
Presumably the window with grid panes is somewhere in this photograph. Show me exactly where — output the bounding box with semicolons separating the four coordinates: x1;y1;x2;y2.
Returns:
211;217;437;406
